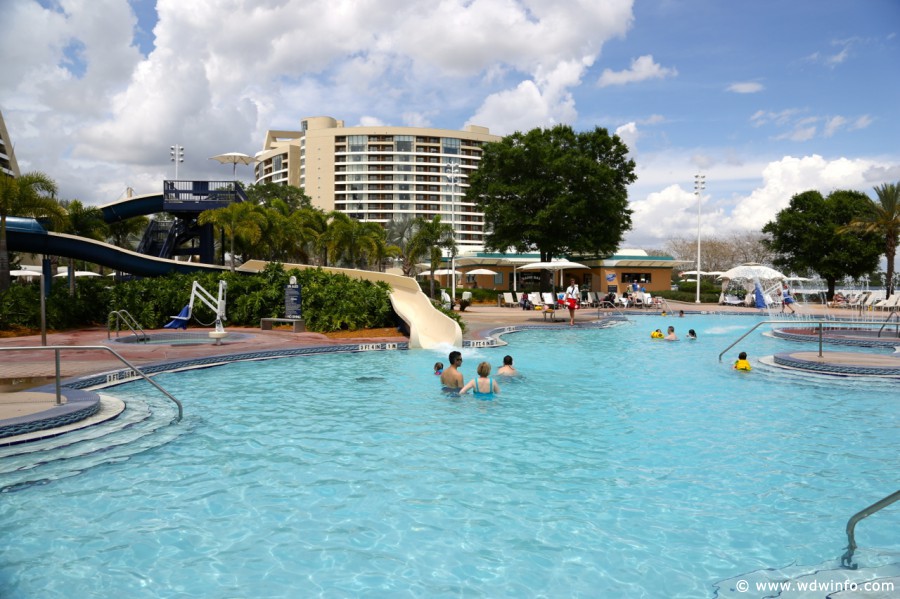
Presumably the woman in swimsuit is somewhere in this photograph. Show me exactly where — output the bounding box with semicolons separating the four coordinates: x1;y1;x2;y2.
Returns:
459;361;501;396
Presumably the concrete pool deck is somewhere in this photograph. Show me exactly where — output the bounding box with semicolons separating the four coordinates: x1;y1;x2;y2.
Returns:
2;300;898;441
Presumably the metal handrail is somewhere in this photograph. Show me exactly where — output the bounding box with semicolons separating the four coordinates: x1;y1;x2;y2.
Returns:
841;489;900;569
107;310;148;341
876;311;899;339
0;345;183;422
717;319;899;362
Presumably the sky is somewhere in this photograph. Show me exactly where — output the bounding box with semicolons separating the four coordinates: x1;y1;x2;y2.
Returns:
2;0;899;251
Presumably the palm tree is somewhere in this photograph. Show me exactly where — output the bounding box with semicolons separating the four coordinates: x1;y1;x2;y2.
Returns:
294;207;329;265
386;216;421;276
839;182;900;297
107;216;149;250
409;216;456;299
58;199;108;293
322;212;389;269
198;202;267;272
0;171;65;291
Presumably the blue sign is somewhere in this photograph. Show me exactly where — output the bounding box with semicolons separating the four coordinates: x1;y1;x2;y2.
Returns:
285;283;302;319
605;273;616;282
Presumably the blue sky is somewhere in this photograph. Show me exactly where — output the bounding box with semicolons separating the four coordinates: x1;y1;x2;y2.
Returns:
2;0;898;250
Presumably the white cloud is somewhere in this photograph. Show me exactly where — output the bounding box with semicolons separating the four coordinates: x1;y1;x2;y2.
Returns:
615;122;639;154
726;82;764;94
597;54;677;87
2;0;638;199
626;153;900;248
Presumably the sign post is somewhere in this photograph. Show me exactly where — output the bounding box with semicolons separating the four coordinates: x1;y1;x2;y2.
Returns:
285;277;303;323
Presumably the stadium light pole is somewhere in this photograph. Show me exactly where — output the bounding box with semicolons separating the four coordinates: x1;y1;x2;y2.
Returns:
694;174;705;304
170;144;184;179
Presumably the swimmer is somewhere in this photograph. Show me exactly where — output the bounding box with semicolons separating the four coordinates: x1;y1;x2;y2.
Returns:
733;351;752;371
459;361;501;396
440;351;464;389
433;362;444;375
496;355;518;376
651;329;664;339
664;326;678;341
686;329;697;340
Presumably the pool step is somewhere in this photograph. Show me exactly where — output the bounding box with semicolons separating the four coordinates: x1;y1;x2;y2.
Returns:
0;396;184;492
714;556;900;598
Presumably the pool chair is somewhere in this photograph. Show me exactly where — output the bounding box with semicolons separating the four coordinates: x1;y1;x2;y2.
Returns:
501;292;517;307
440;289;452;310
874;294;900;311
721;294;743;306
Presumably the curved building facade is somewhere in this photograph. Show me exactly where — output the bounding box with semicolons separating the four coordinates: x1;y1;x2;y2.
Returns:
255;116;500;253
0;109;21;178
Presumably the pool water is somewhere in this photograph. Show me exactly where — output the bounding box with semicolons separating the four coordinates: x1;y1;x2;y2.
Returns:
1;316;897;598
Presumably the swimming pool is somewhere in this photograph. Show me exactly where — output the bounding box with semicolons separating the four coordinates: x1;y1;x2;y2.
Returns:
1;315;897;598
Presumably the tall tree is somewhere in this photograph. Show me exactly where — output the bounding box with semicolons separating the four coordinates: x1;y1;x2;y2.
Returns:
321;212;390;269
198;202;266;272
107;215;149;250
0;171;66;291
244;182;311;212
408;216;455;299
385;216;421;276
467;124;635;266
762;190;882;298
838;182;900;298
58;199;108;293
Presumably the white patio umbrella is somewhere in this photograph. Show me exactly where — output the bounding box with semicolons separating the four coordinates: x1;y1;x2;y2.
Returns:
464;268;499;276
717;263;786;282
426;269;463;276
209;152;258;178
53;270;102;278
9;269;40;278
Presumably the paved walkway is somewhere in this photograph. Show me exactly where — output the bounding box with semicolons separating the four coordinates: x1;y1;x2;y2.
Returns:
1;300;897;428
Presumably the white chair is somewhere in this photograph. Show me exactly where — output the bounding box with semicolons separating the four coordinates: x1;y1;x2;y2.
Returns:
501;292;516;307
440;290;452;310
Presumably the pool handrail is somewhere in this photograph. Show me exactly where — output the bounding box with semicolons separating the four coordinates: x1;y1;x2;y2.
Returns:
717;319;898;363
876;311;899;339
840;489;900;569
107;309;148;342
0;345;183;422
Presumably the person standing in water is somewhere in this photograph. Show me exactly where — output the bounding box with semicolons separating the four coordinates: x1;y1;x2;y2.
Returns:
440;351;464;389
459;361;501;396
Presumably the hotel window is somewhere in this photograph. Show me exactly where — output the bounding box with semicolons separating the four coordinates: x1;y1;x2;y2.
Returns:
348;135;367;152
395;136;413;152
442;138;460;155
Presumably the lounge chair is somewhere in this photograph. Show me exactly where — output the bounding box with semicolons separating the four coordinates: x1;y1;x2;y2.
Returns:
874;294;900;311
501;292;516;307
722;294;743;306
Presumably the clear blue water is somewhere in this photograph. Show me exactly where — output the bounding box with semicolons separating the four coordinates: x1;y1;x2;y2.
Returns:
1;315;898;598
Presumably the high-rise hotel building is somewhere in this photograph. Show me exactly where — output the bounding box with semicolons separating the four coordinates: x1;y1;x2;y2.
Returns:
254;116;501;253
0;109;21;178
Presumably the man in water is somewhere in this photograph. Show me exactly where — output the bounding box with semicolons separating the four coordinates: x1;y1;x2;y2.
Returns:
440;351;464;389
496;355;518;376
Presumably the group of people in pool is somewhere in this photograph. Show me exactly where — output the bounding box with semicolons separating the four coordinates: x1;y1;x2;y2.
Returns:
650;326;697;341
434;351;519;396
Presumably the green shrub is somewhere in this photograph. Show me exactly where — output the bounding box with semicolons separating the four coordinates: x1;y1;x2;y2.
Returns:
0;263;397;334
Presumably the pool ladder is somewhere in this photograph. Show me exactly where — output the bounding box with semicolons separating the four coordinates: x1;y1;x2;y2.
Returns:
0;345;183;422
107;309;148;342
841;489;900;569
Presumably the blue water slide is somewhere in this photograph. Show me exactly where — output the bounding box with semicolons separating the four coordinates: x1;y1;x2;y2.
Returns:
6;218;227;277
99;192;165;223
